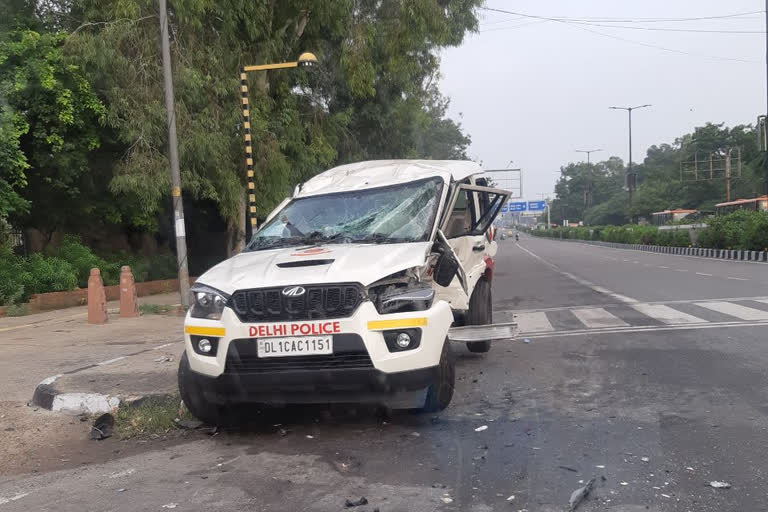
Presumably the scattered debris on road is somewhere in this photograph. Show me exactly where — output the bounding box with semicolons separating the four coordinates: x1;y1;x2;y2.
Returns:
523;338;532;344
641;456;650;462
154;356;173;363
506;495;515;501
161;503;178;509
344;497;368;507
568;477;595;511
558;465;578;473
441;496;454;504
475;425;488;432
708;481;732;489
89;413;114;440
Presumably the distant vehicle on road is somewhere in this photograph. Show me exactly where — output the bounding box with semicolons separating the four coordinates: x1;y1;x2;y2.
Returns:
179;160;514;423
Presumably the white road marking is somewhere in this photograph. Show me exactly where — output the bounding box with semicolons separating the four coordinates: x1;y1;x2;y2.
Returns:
630;303;707;325
757;299;768;304
695;301;768;321
520;319;768;339
0;493;29;505
515;312;554;333
571;308;630;328
675;269;688;272
727;277;748;281
696;272;713;276
97;356;126;366
517;245;638;304
152;342;175;350
659;266;669;269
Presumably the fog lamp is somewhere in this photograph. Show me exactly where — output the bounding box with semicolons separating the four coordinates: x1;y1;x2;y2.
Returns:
396;332;412;348
198;338;212;353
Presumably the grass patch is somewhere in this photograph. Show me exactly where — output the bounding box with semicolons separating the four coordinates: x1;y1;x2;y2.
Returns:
115;394;194;439
139;303;175;315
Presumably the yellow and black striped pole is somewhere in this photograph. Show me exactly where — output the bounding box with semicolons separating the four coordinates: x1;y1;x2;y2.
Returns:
239;53;318;239
240;69;257;235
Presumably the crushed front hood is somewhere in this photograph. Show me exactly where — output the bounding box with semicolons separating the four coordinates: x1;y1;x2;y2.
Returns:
197;242;431;293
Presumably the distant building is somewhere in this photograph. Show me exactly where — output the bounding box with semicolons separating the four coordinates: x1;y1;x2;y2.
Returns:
651;209;697;226
715;195;768;215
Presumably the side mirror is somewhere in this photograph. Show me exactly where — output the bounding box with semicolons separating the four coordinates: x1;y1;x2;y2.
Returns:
433;243;459;287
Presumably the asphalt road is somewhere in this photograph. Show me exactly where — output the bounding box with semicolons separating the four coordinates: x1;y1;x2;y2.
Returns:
2;235;768;511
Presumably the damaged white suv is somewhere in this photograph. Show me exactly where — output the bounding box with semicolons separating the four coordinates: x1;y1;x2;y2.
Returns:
179;160;513;423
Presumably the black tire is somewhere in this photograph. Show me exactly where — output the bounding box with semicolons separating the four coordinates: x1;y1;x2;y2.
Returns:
178;351;226;426
466;277;492;353
420;340;455;413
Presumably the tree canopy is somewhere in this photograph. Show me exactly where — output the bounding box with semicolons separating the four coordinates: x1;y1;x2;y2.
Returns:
2;0;477;251
549;123;767;226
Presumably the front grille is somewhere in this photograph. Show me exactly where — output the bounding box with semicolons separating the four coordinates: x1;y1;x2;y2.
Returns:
224;335;373;374
229;283;363;322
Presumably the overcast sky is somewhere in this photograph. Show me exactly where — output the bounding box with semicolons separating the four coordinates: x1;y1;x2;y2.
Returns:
440;0;765;200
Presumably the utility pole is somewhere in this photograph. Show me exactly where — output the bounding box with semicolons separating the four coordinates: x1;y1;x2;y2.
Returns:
765;0;768;194
610;105;651;215
159;0;190;307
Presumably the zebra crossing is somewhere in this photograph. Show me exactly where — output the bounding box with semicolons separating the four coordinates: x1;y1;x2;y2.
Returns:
505;297;768;337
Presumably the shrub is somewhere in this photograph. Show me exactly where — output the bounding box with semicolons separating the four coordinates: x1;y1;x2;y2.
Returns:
0;246;78;305
52;235;116;287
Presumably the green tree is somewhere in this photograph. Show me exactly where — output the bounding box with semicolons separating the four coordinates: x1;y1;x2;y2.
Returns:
0;28;106;233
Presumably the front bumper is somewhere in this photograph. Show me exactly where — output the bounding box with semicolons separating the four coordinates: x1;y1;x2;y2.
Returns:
182;300;454;404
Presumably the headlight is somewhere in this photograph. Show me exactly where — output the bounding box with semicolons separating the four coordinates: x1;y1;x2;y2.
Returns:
189;284;229;320
367;269;434;315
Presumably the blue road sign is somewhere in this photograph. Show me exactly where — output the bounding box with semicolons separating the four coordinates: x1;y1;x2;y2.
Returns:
528;200;546;212
509;202;527;212
501;203;508;213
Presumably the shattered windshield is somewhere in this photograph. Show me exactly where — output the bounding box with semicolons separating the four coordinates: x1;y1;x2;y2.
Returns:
246;178;444;251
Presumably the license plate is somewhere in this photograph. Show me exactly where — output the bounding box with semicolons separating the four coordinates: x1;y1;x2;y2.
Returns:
257;336;333;358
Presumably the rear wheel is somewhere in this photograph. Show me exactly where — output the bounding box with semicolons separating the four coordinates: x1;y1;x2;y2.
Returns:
420;341;455;413
466;277;492;353
178;352;227;426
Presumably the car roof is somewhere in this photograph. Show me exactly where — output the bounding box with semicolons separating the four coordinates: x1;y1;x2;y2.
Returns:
296;159;481;197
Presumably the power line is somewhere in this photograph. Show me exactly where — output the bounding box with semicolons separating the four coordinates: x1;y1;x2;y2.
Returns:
479;6;761;63
480;7;764;24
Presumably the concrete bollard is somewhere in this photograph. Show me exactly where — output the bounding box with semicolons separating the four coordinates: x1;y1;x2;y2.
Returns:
87;268;108;324
119;265;139;318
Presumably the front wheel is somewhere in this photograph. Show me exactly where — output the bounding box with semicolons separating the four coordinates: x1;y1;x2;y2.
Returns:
178;352;227;426
466;277;492;353
420;341;455;413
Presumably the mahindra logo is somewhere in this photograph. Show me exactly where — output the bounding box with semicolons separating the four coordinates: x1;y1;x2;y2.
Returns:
282;286;306;297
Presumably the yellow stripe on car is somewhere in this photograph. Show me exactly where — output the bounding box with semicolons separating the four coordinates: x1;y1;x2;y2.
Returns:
367;318;428;330
184;326;226;337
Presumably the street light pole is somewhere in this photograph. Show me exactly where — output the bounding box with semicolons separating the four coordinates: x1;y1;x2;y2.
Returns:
575;148;603;164
239;53;318;241
158;0;190;307
609;104;651;214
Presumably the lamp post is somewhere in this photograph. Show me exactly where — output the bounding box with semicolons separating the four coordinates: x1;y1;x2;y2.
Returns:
575;149;603;210
239;53;318;238
609;104;651;211
575;148;603;165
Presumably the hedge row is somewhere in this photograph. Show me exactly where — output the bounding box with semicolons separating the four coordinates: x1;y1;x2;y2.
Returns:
531;224;689;247
0;235;177;306
531;210;768;251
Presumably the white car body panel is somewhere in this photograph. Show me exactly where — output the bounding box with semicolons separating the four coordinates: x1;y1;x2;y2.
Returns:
197;242;431;294
185;301;454;378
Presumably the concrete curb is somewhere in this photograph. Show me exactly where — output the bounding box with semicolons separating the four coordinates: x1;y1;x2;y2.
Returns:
535;237;768;263
31;341;181;415
32;376;120;415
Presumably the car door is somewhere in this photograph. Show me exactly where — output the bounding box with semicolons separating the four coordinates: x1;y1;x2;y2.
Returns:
436;179;509;309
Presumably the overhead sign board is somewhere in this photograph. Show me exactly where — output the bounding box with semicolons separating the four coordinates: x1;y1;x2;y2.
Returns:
509;202;527;212
528;201;547;212
501;203;508;213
